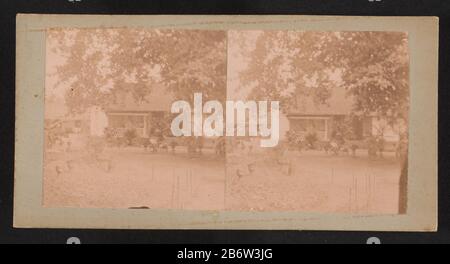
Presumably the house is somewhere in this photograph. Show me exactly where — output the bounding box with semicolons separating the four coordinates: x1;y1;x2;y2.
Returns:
104;86;219;150
286;88;406;144
45;85;178;149
104;84;175;138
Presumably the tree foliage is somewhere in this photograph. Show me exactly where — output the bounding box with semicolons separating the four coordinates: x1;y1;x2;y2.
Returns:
48;29;227;113
237;31;409;123
49;29;409;126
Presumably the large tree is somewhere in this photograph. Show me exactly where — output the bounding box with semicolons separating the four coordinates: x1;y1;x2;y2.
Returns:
48;29;227;113
236;31;409;124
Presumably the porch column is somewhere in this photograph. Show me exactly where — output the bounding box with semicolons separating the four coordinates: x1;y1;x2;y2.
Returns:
143;114;148;138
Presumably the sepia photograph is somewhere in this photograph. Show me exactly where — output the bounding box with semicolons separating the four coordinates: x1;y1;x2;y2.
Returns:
44;28;409;215
225;30;409;214
44;29;228;210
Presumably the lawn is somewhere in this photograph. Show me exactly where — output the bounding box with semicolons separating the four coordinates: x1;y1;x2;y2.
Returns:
44;147;226;210
226;150;404;214
44;147;404;215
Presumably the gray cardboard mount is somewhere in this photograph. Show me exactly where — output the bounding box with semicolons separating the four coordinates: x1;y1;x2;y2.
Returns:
15;15;438;231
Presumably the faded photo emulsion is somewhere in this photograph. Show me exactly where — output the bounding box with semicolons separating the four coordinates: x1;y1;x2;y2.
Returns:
44;28;409;215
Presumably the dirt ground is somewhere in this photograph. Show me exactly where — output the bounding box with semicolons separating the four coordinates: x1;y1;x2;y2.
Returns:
44;147;404;214
44;147;226;210
226;150;403;214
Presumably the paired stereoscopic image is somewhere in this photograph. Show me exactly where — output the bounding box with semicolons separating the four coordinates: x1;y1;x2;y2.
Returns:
44;28;409;215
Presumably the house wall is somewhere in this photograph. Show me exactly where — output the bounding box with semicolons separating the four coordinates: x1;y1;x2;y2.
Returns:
90;106;109;137
107;112;148;137
327;117;335;140
106;111;171;138
287;115;403;143
288;116;331;141
286;115;405;153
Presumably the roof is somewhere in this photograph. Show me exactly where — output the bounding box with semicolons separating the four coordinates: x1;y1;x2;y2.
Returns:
45;84;174;120
288;87;354;116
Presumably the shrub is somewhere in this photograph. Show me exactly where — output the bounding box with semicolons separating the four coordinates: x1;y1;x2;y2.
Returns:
305;132;318;149
124;128;138;146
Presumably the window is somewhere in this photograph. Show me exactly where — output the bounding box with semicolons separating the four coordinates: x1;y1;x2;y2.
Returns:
311;119;326;132
352;117;364;140
292;119;308;132
108;115;126;128
290;118;328;141
129;115;145;129
108;114;145;129
292;119;326;132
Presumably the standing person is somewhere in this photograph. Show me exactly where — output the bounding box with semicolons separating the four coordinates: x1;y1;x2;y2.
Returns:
275;141;293;176
367;136;378;159
149;136;158;153
235;138;258;177
142;137;151;152
187;137;196;158
170;139;178;154
215;137;226;157
235;139;249;177
376;135;385;158
196;136;204;155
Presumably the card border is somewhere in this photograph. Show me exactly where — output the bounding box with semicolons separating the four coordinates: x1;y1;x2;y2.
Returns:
14;14;438;231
